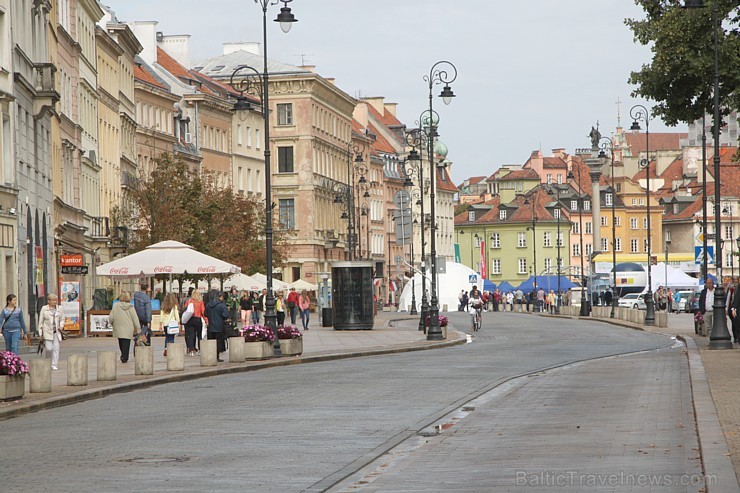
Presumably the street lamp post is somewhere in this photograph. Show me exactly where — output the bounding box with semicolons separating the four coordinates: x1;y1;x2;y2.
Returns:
629;104;656;326
665;239;671;304
548;186;564;314
599;137;618;318
409;217;417;315
402;129;429;332
568;169;589;316
472;234;479;272
683;0;732;348
524;196;538;294
423;61;457;341
228;0;296;356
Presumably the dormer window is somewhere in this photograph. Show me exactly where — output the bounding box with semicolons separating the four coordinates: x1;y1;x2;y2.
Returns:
584;200;591;211
468;211;475;222
500;210;507;220
605;193;613;206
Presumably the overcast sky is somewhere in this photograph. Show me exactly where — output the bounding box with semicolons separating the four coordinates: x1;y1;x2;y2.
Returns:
108;0;684;184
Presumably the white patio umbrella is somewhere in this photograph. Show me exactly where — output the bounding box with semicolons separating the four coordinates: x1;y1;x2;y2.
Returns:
223;273;266;292
96;240;241;277
292;279;318;291
251;272;292;292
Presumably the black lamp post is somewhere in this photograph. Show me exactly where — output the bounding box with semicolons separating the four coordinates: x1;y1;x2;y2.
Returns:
683;0;731;348
334;142;368;261
423;60;457;341
568;169;589;316
409;216;418;316
402;128;429;332
548;186;564;314
599;136;618;318
227;0;296;356
629;104;656;326
524;196;538;295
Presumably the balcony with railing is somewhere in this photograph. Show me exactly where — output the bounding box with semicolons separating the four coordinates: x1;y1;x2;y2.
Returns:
90;217;110;239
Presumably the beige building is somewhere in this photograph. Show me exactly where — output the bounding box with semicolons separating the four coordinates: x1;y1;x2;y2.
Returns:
196;45;357;282
0;0;17;300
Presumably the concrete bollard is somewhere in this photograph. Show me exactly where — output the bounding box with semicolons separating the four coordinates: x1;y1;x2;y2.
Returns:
200;339;217;366
442;304;448;312
166;342;185;371
97;351;117;381
67;354;88;386
29;358;52;393
228;337;245;363
135;345;154;375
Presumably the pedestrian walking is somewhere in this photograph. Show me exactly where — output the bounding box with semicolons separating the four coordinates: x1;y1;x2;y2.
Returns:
108;290;140;364
227;286;240;326
204;290;230;361
286;287;300;324
299;290;311;330
276;292;286;326
730;280;740;344
493;289;501;311
506;291;514;311
133;283;152;348
182;289;205;356
240;291;252;328
0;294;27;355
462;291;469;311
159;293;180;357
458;290;465;311
699;279;716;336
537;288;545;312
251;291;261;324
37;293;63;370
547;290;556;314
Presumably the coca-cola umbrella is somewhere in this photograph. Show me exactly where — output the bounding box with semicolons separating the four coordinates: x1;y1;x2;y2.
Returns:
96;240;241;277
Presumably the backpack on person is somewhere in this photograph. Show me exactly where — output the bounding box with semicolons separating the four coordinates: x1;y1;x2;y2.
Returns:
134;296;149;324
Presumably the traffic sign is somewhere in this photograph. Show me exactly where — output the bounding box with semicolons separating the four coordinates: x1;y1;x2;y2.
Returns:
695;245;715;265
468;274;478;284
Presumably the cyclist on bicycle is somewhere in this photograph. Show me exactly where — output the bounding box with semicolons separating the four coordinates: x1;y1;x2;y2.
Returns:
469;286;483;331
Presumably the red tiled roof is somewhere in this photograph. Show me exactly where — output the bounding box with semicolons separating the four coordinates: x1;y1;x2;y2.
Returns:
157;47;209;92
624;132;686;155
351;119;365;134
568;158;593;193
468;176;487;185
543;157;567;168
366;104;403;128
499;168;540;181
437;167;458;193
135;63;167;90
368;123;396;154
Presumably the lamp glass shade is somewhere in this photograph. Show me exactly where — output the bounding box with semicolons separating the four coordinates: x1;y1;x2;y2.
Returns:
440;85;455;105
630;120;641;131
275;7;297;33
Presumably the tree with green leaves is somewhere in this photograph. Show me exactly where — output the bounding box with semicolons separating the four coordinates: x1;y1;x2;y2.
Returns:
626;0;740;126
117;153;285;275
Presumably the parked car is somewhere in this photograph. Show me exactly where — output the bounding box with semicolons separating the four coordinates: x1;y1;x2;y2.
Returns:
691;293;700;312
617;293;647;310
675;291;696;313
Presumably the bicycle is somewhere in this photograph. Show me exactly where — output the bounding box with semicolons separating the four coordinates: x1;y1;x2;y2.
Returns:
470;302;482;331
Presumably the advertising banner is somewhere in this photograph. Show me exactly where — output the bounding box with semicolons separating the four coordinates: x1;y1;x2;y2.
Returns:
60;281;81;333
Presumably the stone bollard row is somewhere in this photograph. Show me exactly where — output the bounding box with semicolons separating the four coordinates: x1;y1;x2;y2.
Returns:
29;359;52;393
167;343;185;371
97;351;117;381
67;354;88;386
200;339;218;366
135;345;154;375
229;337;245;363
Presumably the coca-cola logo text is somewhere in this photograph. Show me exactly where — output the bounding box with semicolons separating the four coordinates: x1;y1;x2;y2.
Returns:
154;266;173;274
197;266;217;273
110;267;129;275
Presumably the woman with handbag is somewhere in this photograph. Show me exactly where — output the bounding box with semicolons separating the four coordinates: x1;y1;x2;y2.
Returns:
0;294;27;354
240;291;252;329
38;293;63;370
108;290;141;363
182;289;205;356
160;293;180;357
298;290;311;331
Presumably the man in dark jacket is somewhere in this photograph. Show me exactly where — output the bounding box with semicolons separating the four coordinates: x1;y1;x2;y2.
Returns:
205;290;231;361
699;279;715;337
133;283;152;346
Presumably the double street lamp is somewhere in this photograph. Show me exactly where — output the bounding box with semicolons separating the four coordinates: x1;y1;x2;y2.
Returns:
598;136;618;318
228;0;296;356
548;185;564;314
567;169;589;316
683;0;732;348
629;104;657;326
423;61;457;341
523;196;538;293
403;128;429;332
334;142;368;261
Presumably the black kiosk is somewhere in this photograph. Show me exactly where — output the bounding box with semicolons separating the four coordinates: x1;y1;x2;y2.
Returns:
332;261;374;330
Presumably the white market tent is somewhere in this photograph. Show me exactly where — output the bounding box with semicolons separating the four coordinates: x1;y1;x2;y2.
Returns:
397;262;483;312
292;279;319;291
250;272;292;292
96;240;241;277
223;273;266;291
649;262;700;291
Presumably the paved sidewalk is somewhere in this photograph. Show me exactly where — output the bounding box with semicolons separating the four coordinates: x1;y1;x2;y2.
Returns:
539;307;740;491
0;312;465;420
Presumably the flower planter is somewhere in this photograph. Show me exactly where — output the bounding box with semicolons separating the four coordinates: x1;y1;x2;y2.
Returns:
279;337;303;356
244;340;274;360
0;374;25;401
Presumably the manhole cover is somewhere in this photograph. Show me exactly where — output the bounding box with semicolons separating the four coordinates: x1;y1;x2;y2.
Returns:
121;457;189;464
